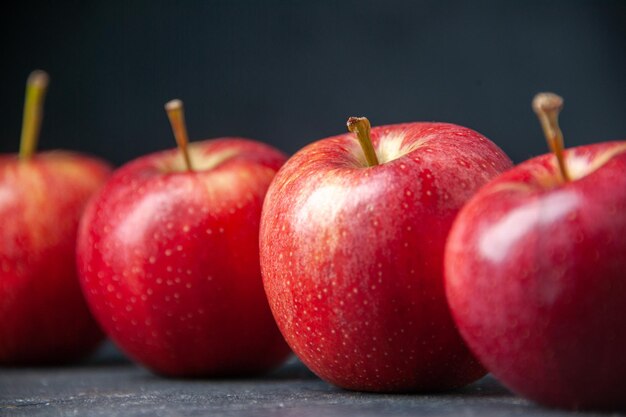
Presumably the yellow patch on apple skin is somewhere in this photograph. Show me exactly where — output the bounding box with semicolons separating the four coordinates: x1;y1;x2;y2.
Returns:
567;143;626;181
160;146;240;173
376;132;431;164
346;140;369;168
347;131;432;167
525;143;626;190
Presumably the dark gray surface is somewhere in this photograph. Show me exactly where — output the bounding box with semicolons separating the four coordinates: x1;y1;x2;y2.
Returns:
0;358;620;417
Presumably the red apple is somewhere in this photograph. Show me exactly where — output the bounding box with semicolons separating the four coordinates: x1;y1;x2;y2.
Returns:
260;117;513;392
445;93;626;410
77;100;291;376
0;71;111;365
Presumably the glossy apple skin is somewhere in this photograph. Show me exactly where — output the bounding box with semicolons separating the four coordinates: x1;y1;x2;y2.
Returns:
446;141;626;410
260;123;512;392
0;152;112;365
77;138;291;377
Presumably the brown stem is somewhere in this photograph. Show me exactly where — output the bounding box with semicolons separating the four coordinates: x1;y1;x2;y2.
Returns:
347;116;379;167
532;92;570;182
165;99;194;171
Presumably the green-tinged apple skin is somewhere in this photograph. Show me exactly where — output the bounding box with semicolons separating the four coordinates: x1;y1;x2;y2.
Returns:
0;152;112;364
77;138;291;377
446;142;626;410
260;122;513;392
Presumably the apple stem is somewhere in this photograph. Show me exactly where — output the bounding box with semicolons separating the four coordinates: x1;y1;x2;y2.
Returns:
19;70;49;160
347;116;379;167
165;99;194;171
532;93;571;182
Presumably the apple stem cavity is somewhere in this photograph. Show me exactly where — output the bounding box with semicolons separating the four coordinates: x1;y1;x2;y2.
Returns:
165;99;194;171
19;70;50;160
532;92;571;183
347;117;379;167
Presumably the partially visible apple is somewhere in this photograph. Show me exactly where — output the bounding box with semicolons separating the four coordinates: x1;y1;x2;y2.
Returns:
260;117;512;392
445;93;626;410
77;99;291;376
0;71;111;365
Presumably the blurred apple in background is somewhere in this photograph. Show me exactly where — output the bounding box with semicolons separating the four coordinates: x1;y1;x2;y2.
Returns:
260;117;512;391
0;71;112;365
445;93;626;410
77;99;291;377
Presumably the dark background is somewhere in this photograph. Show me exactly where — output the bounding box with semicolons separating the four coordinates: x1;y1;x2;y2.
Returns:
1;0;625;166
